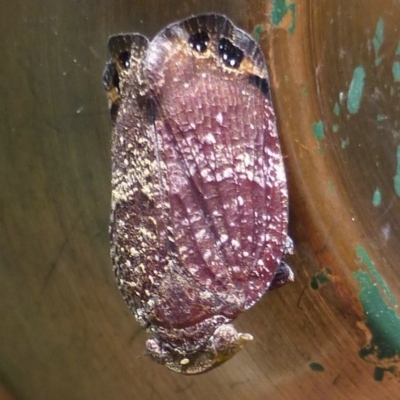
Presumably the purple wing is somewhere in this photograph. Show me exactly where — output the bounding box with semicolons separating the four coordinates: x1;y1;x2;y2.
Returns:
144;15;288;318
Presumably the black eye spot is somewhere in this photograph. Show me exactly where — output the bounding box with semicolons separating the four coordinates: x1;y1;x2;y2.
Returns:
218;38;244;68
188;31;210;53
119;51;131;68
248;75;270;98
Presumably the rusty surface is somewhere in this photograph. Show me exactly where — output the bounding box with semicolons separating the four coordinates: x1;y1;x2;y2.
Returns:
0;0;399;398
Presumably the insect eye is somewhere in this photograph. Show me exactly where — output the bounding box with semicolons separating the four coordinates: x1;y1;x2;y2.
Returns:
188;31;210;53
218;38;244;68
103;61;119;91
112;69;120;92
119;51;131;68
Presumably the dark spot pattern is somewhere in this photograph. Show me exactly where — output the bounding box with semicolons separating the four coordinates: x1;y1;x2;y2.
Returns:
119;51;131;68
188;31;210;53
218;38;244;68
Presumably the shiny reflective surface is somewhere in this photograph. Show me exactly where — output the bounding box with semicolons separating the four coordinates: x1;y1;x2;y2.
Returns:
1;0;399;399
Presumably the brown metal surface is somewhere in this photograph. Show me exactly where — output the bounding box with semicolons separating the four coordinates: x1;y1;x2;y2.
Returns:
1;0;399;399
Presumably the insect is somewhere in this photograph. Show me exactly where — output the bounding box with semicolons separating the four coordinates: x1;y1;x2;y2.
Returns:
103;14;294;374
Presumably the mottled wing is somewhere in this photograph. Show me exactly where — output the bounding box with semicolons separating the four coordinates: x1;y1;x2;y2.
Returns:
104;34;165;327
144;15;288;310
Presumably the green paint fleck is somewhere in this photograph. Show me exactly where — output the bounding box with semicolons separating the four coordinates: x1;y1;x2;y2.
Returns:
310;268;332;290
396;41;400;55
309;362;325;372
328;181;335;194
354;270;400;359
333;102;340;116
347;66;366;114
374;367;385;381
354;246;400;361
392;61;400;82
330;18;334;25
312;120;325;140
284;74;289;82
312;121;325;154
302;86;308;97
394;145;400;197
374;366;396;381
372;18;384;66
271;0;296;34
252;24;263;42
356;246;397;306
341;139;348;149
372;188;381;207
375;58;383;68
309;277;319;290
332;124;339;133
